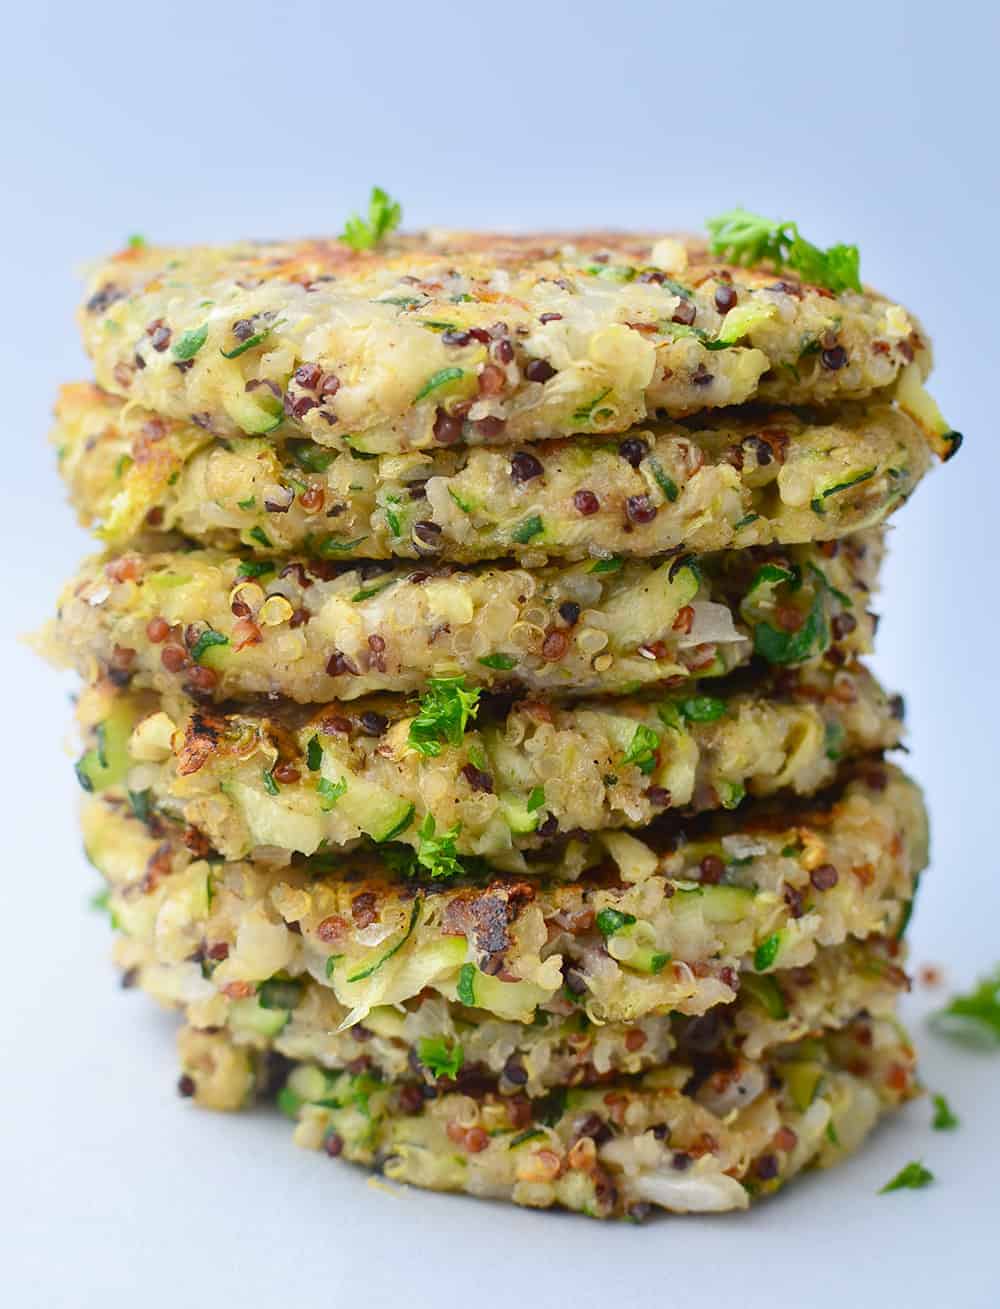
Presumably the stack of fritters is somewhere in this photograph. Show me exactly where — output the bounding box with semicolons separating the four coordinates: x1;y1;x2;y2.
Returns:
44;221;957;1218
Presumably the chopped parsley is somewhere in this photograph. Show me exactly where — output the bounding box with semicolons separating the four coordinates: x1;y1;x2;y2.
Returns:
621;723;660;775
527;785;546;812
931;1093;959;1131
879;1161;934;1194
478;653;518;671
288;440;337;474
408;676;481;757
190;629;228;663
262;769;279;796
248;526;272;549
339;186;403;252
417;1035;464;1080
236;559;275;580
930;966;1000;1047
705;208;862;294
173;324;209;360
415;814;463;880
662;694;728;725
306;736;323;771
238;496;256;510
258;977;303;1010
589;556;623;574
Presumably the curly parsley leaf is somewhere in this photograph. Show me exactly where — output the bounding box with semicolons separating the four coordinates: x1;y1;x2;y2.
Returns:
340;186;403;252
929;966;1000;1047
705;208;862;294
879;1161;934;1194
417;1035;464;1080
408;676;480;757
621;723;660;775
415;813;463;880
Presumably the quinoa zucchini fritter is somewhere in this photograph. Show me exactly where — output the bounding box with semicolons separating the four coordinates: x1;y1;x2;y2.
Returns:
85;763;926;1028
177;1016;918;1218
125;937;908;1098
55;384;931;560
79;232;931;453
75;663;904;861
49;533;881;702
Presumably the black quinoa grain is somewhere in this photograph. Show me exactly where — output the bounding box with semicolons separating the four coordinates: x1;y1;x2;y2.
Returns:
510;451;544;483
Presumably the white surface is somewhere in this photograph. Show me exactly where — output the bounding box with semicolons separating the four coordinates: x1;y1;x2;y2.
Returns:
2;3;998;1306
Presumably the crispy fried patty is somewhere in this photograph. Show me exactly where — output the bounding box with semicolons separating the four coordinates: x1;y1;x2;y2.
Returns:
48;533;881;702
75;662;904;861
55;385;931;559
175;1015;917;1218
78;231;930;453
85;763;926;1028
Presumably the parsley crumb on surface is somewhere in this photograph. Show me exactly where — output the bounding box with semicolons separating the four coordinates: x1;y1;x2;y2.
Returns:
879;1161;934;1194
340;187;402;251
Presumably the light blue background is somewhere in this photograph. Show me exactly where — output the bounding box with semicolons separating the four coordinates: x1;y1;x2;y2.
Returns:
2;3;997;1305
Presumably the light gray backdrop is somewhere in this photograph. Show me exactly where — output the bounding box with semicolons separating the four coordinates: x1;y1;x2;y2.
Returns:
2;2;996;1305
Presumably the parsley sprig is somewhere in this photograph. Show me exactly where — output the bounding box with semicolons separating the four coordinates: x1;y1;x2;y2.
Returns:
879;1161;934;1194
929;966;1000;1047
415;814;463;880
705;208;862;294
408;676;480;757
417;1035;464;1080
340;186;402;251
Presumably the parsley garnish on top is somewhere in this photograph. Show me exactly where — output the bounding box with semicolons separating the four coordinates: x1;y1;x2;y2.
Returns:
931;1093;959;1131
705;208;862;294
929;965;1000;1047
415;814;463;880
408;676;481;757
339;186;403;252
879;1161;935;1194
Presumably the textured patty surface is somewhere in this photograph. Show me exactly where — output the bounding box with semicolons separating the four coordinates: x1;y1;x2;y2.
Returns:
48;533;881;702
176;1016;917;1218
85;763;926;1028
75;662;904;861
78;232;930;454
124;936;908;1097
55;385;931;560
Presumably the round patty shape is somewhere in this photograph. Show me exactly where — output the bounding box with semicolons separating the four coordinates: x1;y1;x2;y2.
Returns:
49;533;882;703
124;937;908;1098
78;231;930;453
85;762;926;1029
75;662;905;862
55;384;932;561
176;1015;917;1218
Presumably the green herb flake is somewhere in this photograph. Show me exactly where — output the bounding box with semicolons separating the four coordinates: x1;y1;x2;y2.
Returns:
351;582;391;603
621;723;660;775
306;736;323;772
258;977;303;1010
173;324;209;360
288;441;337;474
511;514;544;544
316;534;369;556
237;496;256;510
417;1035;464;1080
676;694;727;723
527;785;546;812
589;556;623;574
317;777;347;812
416;814;463;881
236;559;275;580
595;908;637;938
190;629;229;663
339;186;403;252
930;966;1000;1047
931;1093;959;1131
127;233;147;249
414;366;464;404
705;208;862;294
457;962;477;1006
879;1161;934;1195
754;933;782;972
408;676;481;757
248;526;272;549
262;769;279;796
478;653;518;671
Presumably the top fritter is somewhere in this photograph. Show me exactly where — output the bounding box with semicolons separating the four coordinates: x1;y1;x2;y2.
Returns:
79;228;930;456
